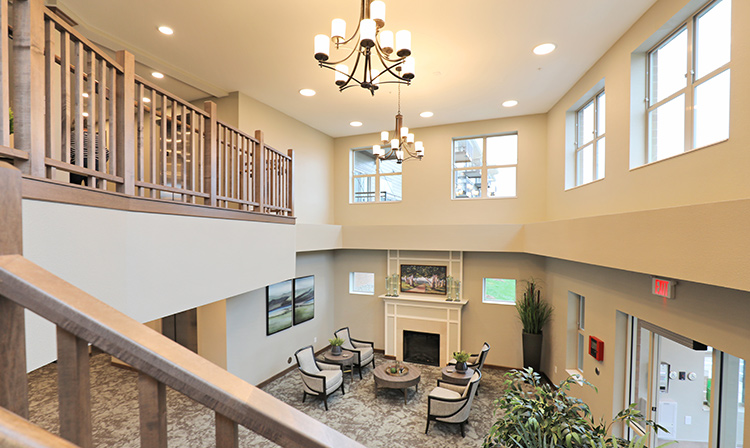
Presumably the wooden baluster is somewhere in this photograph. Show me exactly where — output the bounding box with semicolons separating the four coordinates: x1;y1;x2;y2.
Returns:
287;149;294;216
107;62;116;181
73;40;83;171
190;110;197;203
56;327;92;447
204;101;217;207
215;412;238;448
180;104;187;202
160;94;167;190
97;58;107;190
138;373;167;448
60;30;70;165
115;50;134;195
11;0;45;177
149;89;156;197
86;50;95;186
43;19;54;177
0;0;9;146
137;82;144;195
254;131;265;214
0;162;29;419
224;126;229;205
233;130;238;202
198;114;205;202
170;100;177;196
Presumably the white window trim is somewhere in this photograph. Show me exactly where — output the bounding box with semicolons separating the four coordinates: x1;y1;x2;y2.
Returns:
481;278;517;305
451;133;518;200
574;89;605;187
350;147;402;204
349;272;375;295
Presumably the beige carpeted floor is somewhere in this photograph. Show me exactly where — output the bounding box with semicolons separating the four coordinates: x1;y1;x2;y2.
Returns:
27;352;511;447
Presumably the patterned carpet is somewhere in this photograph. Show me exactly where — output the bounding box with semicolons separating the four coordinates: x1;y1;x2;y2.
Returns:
27;352;511;447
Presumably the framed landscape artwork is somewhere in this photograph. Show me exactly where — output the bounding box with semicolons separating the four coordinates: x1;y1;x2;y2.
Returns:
400;264;448;295
293;275;315;325
266;280;293;335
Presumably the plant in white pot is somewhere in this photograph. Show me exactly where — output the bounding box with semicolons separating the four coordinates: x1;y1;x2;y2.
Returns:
516;278;553;372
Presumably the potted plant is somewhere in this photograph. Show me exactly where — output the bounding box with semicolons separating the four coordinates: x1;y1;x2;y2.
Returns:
516;278;553;372
483;368;672;448
453;350;471;372
329;336;345;356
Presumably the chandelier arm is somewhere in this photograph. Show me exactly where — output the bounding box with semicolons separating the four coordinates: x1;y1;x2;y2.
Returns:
318;42;361;66
318;63;365;86
373;43;407;64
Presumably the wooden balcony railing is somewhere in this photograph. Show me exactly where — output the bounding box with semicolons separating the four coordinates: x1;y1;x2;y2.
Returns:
0;162;359;447
0;0;293;218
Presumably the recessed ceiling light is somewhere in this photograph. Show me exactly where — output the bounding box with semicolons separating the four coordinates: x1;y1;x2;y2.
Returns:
143;97;151;103
350;121;363;127
420;111;434;118
151;71;164;79
502;100;518;108
299;88;316;97
158;26;173;35
533;43;556;55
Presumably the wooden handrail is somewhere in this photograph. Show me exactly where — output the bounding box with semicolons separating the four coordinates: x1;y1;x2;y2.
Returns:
0;255;363;448
43;8;123;72
0;406;80;448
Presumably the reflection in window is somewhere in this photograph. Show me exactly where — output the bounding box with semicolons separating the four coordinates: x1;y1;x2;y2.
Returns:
350;147;402;203
452;134;517;199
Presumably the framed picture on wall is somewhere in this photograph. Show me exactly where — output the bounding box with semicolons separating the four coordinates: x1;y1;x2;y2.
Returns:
266;279;293;335
293;275;315;325
400;264;448;295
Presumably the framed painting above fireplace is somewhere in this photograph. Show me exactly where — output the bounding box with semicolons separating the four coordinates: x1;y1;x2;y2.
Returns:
400;264;447;295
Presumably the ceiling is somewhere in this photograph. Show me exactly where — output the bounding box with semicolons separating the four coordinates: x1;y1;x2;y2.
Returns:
56;0;658;138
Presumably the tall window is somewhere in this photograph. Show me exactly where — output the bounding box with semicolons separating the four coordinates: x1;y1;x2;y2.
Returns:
351;148;402;203
453;133;517;199
575;90;605;186
647;0;731;163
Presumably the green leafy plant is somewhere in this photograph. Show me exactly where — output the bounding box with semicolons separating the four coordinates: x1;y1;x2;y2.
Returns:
328;337;344;347
453;350;470;363
516;278;553;334
483;368;673;448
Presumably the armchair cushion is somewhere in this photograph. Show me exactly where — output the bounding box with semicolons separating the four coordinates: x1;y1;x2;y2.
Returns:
429;387;461;400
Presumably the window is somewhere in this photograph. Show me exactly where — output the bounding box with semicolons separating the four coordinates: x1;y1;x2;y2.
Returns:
566;292;585;373
452;133;517;199
349;272;375;295
482;278;515;304
575;90;605;186
351;148;402;203
647;0;731;163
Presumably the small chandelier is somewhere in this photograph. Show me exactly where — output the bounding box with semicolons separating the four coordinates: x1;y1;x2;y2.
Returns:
373;85;424;164
313;0;415;95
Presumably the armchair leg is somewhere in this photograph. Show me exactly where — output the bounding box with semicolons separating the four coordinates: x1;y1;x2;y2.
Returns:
340;382;345;395
302;392;307;403
358;364;363;380
460;422;465;438
323;395;328;411
425;419;430;434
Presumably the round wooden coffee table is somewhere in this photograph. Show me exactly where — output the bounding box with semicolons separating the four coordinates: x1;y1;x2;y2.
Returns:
441;366;475;386
373;362;421;404
323;350;356;382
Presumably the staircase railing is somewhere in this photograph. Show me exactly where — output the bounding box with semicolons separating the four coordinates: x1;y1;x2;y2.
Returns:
1;0;293;218
0;162;360;447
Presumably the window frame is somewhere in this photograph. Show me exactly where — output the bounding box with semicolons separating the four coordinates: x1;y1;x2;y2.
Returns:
451;133;518;200
646;0;731;163
481;278;516;305
574;89;605;186
349;271;375;295
350;147;402;203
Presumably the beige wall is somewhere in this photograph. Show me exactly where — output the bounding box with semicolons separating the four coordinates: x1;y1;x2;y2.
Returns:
333;114;548;227
197;300;227;369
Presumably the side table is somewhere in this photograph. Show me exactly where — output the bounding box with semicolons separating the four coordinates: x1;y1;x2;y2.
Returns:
441;366;475;386
323;350;356;382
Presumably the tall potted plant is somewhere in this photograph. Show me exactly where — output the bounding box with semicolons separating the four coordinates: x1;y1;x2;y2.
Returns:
516;278;553;372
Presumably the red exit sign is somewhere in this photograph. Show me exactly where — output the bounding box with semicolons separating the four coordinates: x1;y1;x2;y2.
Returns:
652;277;676;299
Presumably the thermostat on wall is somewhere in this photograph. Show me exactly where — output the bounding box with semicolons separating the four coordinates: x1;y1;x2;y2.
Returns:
589;336;604;361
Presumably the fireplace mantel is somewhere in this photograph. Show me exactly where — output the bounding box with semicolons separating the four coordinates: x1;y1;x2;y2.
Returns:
381;295;468;365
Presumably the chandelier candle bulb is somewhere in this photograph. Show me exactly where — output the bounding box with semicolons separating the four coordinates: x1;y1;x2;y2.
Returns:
400;126;409;139
380;30;394;54
370;1;386;28
391;139;399;150
314;34;330;61
407;133;415;143
396;30;411;57
416;141;424;155
402;56;415;79
334;64;349;86
331;19;346;42
396;149;404;161
381;131;389;142
360;19;376;48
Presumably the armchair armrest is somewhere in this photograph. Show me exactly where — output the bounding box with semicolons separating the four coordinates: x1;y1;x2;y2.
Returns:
350;338;374;349
298;368;327;393
317;361;343;371
435;381;467;394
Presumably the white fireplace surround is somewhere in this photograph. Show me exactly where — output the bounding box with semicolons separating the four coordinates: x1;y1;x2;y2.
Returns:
382;295;468;366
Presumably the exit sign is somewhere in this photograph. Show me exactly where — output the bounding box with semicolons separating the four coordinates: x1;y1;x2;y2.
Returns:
652;277;676;299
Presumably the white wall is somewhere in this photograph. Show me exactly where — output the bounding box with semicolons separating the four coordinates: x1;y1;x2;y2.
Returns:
21;199;296;371
226;251;336;385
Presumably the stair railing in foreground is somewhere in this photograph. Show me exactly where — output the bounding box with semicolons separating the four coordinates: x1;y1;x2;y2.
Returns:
0;163;359;447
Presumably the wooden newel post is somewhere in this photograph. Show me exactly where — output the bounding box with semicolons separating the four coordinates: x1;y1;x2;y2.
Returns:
287;149;294;217
11;0;45;176
0;162;29;419
204;101;217;207
0;0;10;147
254;130;265;214
116;50;135;195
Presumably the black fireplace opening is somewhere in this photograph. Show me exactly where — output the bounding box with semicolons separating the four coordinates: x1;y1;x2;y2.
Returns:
403;330;440;366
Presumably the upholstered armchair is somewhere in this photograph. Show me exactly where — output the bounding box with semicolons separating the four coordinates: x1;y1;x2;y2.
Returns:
334;327;375;379
425;370;482;437
293;345;345;410
448;342;490;371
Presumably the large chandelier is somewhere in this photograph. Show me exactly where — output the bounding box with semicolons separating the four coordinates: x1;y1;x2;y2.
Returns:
373;85;424;164
313;0;415;95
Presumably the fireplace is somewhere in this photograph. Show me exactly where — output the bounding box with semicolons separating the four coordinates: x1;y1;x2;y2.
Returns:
403;330;440;366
